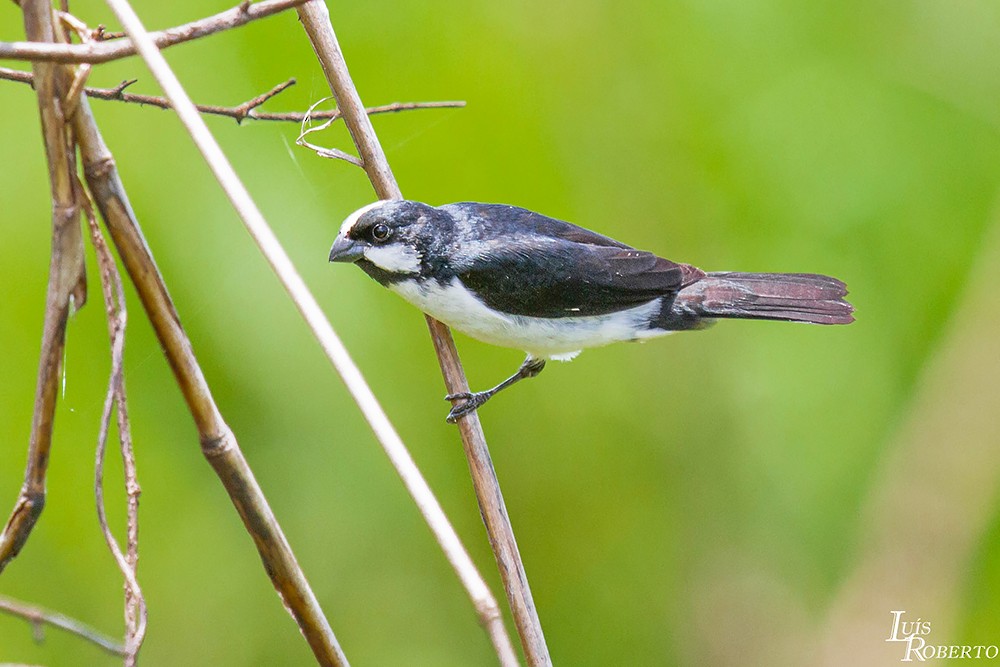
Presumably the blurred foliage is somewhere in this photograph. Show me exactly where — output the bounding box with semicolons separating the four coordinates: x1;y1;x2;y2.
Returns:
2;0;1000;665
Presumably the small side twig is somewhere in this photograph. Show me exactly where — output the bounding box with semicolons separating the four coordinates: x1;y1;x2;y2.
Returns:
0;66;465;124
0;594;126;657
94;25;126;41
229;78;296;122
0;0;309;64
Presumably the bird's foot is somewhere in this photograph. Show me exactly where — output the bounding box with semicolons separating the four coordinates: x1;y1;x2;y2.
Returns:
444;391;492;423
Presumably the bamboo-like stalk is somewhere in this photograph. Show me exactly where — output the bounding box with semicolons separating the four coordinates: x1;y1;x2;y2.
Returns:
71;95;348;667
295;2;552;664
0;0;87;575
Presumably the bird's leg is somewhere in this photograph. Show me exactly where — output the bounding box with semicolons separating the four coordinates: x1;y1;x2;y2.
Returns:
445;356;546;423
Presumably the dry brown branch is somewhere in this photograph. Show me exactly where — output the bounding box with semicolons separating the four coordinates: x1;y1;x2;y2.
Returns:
0;0;87;576
0;0;307;64
295;2;549;664
427;325;546;665
259;99;466;122
82;186;146;663
0;66;466;124
71;88;348;665
0;594;126;656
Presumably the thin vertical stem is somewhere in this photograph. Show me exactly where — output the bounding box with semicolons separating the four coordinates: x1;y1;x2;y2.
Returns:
84;190;146;663
0;0;87;575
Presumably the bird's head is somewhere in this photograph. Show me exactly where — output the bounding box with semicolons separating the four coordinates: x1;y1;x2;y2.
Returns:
329;200;449;284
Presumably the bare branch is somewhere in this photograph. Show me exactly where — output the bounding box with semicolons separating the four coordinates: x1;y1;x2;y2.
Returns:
228;78;296;121
255;99;466;122
0;66;465;124
0;66;32;84
0;0;88;575
276;99;465;122
0;0;308;64
295;2;550;665
0;594;126;657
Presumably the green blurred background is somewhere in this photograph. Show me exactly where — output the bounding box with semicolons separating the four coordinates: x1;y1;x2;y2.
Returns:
3;0;1000;664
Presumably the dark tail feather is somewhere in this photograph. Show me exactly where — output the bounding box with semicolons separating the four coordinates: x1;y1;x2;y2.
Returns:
669;272;854;326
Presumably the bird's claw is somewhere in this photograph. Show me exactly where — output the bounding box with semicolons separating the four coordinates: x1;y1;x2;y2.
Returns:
445;391;489;423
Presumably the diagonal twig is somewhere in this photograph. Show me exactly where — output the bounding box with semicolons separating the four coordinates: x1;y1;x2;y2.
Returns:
0;66;465;124
227;78;297;122
97;0;518;664
295;2;552;665
0;594;126;657
0;0;308;64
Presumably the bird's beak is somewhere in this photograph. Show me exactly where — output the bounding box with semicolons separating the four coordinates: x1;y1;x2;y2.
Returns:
328;235;364;263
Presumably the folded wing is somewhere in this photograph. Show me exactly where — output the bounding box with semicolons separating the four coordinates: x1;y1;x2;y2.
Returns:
456;236;693;318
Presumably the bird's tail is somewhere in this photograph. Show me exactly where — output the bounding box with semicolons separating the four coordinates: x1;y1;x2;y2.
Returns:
666;272;854;328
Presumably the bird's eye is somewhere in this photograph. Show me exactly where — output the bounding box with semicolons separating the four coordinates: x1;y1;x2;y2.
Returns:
371;223;391;242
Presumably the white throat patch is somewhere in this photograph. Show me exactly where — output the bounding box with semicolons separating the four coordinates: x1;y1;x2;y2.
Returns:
363;244;422;274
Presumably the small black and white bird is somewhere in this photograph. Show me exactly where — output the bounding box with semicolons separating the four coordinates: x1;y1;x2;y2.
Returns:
329;200;853;422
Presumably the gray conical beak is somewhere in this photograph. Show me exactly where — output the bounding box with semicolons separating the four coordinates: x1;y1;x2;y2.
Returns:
329;236;364;263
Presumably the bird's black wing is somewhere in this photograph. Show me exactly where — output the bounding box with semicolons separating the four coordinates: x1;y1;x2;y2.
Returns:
455;235;690;318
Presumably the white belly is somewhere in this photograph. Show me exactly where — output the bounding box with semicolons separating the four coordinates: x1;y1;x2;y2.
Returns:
389;277;667;359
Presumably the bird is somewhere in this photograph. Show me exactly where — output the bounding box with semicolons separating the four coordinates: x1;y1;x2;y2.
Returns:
329;200;854;423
